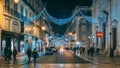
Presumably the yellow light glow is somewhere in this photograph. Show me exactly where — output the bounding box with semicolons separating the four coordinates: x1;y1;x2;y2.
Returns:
25;28;28;31
41;26;46;31
14;0;19;3
68;32;72;36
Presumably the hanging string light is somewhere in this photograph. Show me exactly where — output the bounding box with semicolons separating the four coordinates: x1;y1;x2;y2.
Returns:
21;8;97;25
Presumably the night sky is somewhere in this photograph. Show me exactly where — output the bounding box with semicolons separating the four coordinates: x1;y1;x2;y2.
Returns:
42;0;92;36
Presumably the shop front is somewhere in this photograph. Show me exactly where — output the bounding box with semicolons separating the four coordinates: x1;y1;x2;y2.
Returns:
1;30;24;57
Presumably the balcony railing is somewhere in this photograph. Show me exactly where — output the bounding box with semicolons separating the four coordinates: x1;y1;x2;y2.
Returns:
4;5;20;18
4;5;29;22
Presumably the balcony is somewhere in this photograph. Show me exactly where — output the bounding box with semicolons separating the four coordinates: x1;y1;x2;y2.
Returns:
4;5;20;19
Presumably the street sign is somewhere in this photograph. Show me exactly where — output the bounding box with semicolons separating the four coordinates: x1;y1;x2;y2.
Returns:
97;31;103;38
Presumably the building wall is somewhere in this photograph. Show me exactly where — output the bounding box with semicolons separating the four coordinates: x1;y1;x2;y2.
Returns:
79;18;92;46
92;0;120;56
0;0;5;29
0;0;44;57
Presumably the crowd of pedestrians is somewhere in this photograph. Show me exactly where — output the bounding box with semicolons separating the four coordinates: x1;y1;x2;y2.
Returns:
3;46;38;65
72;45;100;56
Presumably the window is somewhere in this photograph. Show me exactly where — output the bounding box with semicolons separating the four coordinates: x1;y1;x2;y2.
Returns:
25;9;28;17
81;26;86;31
5;0;9;6
13;21;19;33
5;0;9;12
81;34;87;41
5;18;10;30
14;3;17;11
80;18;86;23
20;6;24;19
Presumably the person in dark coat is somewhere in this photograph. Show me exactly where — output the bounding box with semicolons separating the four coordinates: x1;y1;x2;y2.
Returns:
7;47;12;61
32;48;38;65
27;47;32;63
96;47;100;56
4;46;8;60
13;47;17;63
90;46;94;56
82;45;85;55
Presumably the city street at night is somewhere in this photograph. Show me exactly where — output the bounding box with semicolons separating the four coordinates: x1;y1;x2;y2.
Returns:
0;0;120;68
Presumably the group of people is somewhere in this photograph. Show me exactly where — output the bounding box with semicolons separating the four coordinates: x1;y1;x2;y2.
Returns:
72;46;86;55
4;46;38;64
72;45;100;56
87;46;100;56
26;48;39;65
4;46;17;63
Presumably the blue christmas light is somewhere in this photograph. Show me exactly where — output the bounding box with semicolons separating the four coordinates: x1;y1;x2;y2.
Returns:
45;9;78;25
20;8;98;25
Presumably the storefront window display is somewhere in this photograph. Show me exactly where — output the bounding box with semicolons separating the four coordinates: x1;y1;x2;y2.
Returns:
11;38;18;51
20;41;24;55
32;40;36;51
2;40;6;57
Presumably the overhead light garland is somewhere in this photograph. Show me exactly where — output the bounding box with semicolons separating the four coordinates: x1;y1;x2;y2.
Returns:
45;9;78;25
20;7;97;25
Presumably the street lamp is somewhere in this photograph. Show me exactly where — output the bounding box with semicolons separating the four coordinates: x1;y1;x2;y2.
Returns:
88;35;95;47
68;32;72;36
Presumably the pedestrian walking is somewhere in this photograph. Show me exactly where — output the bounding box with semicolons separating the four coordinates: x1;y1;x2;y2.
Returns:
73;47;76;54
4;46;8;60
82;45;85;55
7;47;12;61
13;47;17;63
96;47;100;56
90;46;94;56
87;46;90;56
32;48;38;65
27;47;32;63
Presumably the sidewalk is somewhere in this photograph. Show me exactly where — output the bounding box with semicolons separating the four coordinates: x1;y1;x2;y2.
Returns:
72;50;120;66
0;52;45;66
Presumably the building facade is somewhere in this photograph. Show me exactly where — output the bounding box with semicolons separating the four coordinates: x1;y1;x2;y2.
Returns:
92;0;120;56
0;0;44;58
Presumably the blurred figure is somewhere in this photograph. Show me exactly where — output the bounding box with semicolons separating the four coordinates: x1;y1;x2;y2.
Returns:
32;48;38;65
27;47;32;64
59;46;64;55
90;46;94;56
4;46;8;60
96;47;100;56
13;47;17;63
87;46;90;56
82;45;85;55
73;47;76;54
7;47;12;61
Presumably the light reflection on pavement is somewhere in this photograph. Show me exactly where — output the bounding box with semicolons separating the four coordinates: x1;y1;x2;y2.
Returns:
0;63;120;68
